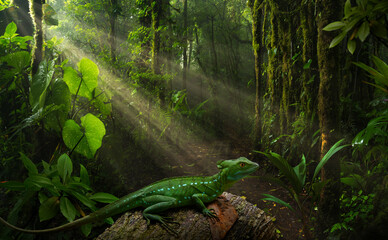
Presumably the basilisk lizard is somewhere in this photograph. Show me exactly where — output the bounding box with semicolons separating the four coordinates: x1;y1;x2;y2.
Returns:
0;157;259;234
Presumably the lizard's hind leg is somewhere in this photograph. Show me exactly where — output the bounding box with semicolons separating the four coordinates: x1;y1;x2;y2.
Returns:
142;195;180;235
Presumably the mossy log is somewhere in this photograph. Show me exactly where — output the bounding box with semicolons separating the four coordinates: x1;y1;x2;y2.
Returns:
96;192;277;240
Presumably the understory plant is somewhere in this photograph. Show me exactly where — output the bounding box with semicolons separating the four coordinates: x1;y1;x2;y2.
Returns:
256;139;348;239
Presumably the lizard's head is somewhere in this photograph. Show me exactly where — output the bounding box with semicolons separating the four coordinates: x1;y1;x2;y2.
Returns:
217;157;259;181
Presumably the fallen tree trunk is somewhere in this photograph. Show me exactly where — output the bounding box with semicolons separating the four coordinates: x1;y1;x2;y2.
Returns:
97;192;277;240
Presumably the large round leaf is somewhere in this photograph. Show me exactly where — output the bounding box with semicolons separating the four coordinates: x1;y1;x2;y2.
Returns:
62;114;106;159
81;113;106;156
78;58;99;92
44;79;71;132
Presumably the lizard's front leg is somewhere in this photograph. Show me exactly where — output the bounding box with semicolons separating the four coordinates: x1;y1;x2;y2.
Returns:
192;193;218;219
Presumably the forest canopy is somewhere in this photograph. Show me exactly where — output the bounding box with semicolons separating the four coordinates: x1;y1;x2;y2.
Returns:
0;0;387;239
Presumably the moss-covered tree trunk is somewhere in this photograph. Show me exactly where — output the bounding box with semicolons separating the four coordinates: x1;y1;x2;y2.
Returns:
182;0;188;90
316;0;342;238
109;0;118;61
31;0;45;75
249;0;264;149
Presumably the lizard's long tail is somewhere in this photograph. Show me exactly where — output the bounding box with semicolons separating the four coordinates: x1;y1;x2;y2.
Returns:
0;192;143;233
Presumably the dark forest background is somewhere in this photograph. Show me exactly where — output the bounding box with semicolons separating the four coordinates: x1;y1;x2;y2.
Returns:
0;0;387;239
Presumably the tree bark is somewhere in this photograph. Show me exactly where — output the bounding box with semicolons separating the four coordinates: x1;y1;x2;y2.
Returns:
109;0;118;61
182;0;188;90
96;192;277;240
31;0;45;75
249;0;265;149
316;0;342;238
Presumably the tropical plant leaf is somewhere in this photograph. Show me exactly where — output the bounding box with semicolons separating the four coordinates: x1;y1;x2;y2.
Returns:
57;154;73;183
313;139;348;180
44;79;71;132
20;152;38;175
60;197;77;222
81;223;92;236
293;155;306;187
347;39;356;54
89;192;119;203
329;31;347;48
39;196;59;222
0;181;25;191
257;151;303;193
80;164;90;186
30;60;55;113
261;194;294;211
357;21;370;42
323;21;346;31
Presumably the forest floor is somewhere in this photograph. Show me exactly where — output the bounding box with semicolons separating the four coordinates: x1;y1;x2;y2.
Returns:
159;137;305;240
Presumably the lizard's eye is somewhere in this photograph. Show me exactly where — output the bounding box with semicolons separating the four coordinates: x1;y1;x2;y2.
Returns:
240;162;245;167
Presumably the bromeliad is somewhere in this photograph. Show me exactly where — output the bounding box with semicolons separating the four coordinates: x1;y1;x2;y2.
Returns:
0;157;259;234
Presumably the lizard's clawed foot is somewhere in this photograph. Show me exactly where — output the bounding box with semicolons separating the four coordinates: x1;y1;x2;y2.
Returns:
203;208;219;222
159;216;180;236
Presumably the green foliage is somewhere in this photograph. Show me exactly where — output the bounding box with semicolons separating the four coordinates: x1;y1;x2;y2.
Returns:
63;58;99;100
353;56;388;94
330;191;376;237
62;114;106;159
0;153;117;230
323;0;388;54
257;139;348;238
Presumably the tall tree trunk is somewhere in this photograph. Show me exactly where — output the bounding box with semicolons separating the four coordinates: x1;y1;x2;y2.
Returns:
109;0;118;61
316;0;342;238
31;0;45;75
249;0;264;149
182;0;188;90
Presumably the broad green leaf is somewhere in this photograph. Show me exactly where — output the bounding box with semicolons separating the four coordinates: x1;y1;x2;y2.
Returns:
347;39;356;54
81;223;92;236
313;139;348;180
1;51;31;73
80;164;90;186
329;31;347;48
63;66;83;96
293;155;306;187
81;113;106;156
60;197;77;222
70;191;96;210
341;174;365;188
20;152;38;175
30;60;55;113
63;58;99;100
5;22;17;37
257;151;303;193
357;21;370;42
0;181;25;191
67;182;92;192
57;154;73;182
372;56;388;82
24;175;54;189
39;196;59;222
78;58;99;92
261;194;294;211
62;114;106;159
62;119;92;158
344;0;351;17
323;21;346;31
89;192;119;203
44;79;71;132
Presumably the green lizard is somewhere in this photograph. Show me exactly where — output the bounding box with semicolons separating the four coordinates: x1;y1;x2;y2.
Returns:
0;157;258;234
